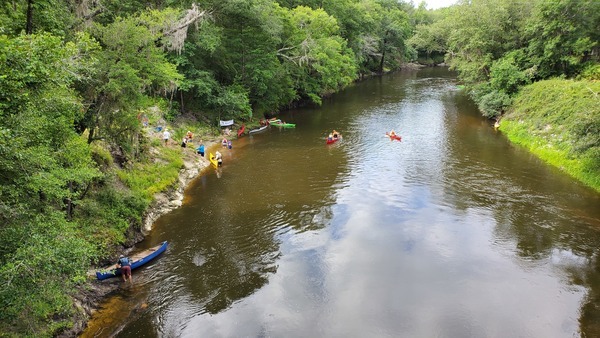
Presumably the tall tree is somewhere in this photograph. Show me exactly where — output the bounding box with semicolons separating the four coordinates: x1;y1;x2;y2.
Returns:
79;9;185;157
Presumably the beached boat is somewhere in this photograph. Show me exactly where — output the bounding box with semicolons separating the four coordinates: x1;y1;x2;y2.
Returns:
271;121;296;128
237;124;245;138
249;125;268;134
96;241;168;280
209;153;218;168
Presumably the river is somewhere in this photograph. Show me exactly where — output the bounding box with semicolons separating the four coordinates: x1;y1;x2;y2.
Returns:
81;67;600;338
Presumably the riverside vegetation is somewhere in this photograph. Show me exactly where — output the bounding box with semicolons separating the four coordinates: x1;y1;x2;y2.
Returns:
0;0;598;336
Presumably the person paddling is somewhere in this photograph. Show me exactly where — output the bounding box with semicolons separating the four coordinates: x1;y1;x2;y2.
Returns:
117;255;132;284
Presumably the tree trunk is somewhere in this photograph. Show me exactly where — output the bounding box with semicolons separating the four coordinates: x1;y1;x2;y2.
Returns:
379;42;386;74
26;0;34;34
379;33;388;74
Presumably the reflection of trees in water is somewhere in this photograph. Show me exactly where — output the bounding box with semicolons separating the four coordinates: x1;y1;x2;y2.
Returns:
580;255;600;337
183;147;341;314
186;213;280;314
440;96;600;336
201;247;279;314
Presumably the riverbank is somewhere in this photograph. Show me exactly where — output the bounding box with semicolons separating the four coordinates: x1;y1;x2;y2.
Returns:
498;78;600;193
66;128;227;337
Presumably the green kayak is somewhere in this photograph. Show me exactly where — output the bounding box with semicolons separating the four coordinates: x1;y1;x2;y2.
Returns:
271;121;296;128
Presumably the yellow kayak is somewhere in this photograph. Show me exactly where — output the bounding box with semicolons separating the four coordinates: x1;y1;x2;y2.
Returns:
209;153;218;168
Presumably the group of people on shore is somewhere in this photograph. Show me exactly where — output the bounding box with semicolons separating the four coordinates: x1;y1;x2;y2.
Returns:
161;129;194;147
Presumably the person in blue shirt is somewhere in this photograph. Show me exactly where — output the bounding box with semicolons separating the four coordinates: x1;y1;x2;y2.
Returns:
117;255;132;283
196;142;205;157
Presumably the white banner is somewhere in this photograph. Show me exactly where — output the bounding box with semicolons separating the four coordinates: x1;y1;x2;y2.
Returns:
219;120;234;127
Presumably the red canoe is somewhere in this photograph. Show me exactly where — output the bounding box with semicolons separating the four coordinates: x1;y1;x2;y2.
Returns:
237;124;245;138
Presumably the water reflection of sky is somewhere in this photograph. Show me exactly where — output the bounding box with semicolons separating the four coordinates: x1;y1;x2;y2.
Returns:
180;201;584;337
178;76;585;337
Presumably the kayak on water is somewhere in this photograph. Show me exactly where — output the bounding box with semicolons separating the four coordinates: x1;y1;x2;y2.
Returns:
326;129;341;144
326;136;340;144
386;132;401;141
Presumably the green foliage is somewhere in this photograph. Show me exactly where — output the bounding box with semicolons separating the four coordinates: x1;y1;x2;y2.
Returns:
524;0;600;79
75;183;148;247
489;54;532;94
0;213;97;337
0;33;105;336
278;5;357;104
477;90;512;119
0;0;74;36
502;78;600;190
81;9;184;158
578;63;600;81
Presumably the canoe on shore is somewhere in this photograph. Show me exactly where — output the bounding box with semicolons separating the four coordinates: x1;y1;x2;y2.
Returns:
271;121;296;128
96;241;168;280
249;125;268;134
237;124;245;138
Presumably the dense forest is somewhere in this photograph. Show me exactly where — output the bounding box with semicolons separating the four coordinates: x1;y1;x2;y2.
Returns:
0;0;598;336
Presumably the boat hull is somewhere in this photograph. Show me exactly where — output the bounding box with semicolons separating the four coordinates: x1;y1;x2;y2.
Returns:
326;137;340;144
249;125;268;134
272;122;295;128
386;133;401;141
96;241;168;280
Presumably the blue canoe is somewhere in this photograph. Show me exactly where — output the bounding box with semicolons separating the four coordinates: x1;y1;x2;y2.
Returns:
96;241;168;280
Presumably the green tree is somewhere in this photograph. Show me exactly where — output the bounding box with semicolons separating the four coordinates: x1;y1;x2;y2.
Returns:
278;5;357;104
525;0;600;79
0;33;100;336
80;10;183;157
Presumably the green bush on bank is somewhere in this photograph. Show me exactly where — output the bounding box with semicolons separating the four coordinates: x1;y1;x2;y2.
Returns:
501;78;600;192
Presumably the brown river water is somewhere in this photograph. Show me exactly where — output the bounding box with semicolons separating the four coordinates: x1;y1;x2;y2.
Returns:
81;68;600;338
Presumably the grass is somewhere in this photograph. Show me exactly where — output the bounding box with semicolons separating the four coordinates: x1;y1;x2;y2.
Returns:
116;146;184;202
502;120;600;191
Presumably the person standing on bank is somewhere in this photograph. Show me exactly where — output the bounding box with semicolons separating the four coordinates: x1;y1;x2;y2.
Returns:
117;255;132;283
196;142;205;157
215;150;223;167
163;129;171;146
